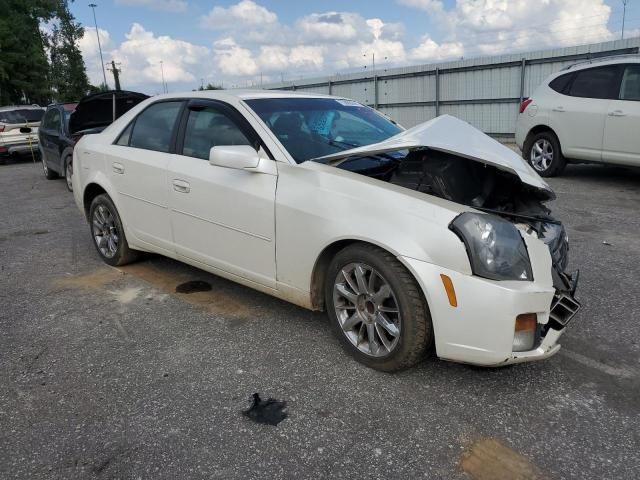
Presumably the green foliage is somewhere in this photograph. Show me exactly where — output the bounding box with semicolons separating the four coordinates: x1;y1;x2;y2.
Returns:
197;82;223;91
49;1;90;101
0;0;57;105
0;0;93;105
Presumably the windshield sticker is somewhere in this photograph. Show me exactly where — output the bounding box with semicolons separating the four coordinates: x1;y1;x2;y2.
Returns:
335;99;363;107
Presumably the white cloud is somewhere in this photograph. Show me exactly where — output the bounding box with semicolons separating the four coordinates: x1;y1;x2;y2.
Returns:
201;0;278;29
410;36;463;61
79;27;113;86
115;0;188;12
399;0;615;58
213;38;259;76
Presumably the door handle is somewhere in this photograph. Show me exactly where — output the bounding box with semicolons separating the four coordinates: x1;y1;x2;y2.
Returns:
112;162;125;174
552;106;565;112
608;110;626;117
173;179;190;193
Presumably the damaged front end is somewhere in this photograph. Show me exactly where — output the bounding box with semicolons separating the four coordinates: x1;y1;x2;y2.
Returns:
313;115;580;359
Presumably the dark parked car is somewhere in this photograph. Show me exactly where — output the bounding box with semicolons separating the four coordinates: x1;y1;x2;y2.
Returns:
39;90;148;190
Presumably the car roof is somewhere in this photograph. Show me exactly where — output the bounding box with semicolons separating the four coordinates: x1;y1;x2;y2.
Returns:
0;105;44;111
562;54;640;73
148;89;338;103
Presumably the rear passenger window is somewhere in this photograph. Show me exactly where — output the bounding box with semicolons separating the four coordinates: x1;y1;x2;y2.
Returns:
129;101;182;153
182;107;252;160
568;66;620;99
549;73;574;94
620;65;640;101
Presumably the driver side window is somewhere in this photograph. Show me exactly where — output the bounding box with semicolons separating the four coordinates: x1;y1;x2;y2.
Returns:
182;107;252;160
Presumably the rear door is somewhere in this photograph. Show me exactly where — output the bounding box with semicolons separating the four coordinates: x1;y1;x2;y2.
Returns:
168;99;278;287
602;64;640;166
551;65;622;161
104;100;184;255
40;108;63;170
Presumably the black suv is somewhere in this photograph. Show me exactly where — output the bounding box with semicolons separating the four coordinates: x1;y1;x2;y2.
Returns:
39;90;148;191
39;103;77;189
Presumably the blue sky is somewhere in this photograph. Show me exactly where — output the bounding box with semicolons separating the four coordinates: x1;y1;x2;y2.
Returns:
70;0;640;93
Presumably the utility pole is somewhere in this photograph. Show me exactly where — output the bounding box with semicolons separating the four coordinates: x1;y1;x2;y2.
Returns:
622;0;629;40
107;60;121;90
159;61;167;93
88;3;108;88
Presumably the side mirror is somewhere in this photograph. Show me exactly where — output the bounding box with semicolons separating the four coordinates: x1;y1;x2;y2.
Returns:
209;145;260;170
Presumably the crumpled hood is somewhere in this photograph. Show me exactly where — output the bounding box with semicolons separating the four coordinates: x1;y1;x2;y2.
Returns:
314;114;554;197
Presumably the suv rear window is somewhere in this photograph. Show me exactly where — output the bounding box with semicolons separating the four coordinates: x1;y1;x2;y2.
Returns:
0;108;44;124
567;66;620;99
549;73;574;94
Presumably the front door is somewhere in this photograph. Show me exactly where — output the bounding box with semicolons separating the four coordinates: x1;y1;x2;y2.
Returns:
104;100;184;255
40;108;62;169
168;100;277;287
602;64;640;166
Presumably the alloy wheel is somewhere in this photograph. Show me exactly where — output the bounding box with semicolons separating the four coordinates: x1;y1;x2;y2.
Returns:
530;138;554;172
92;204;119;258
333;262;401;357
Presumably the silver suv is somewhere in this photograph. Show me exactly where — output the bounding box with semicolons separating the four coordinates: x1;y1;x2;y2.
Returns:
0;105;44;163
515;55;640;176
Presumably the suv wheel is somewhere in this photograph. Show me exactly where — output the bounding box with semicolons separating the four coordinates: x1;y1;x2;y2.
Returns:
89;194;139;266
524;131;566;177
325;243;433;372
64;156;73;192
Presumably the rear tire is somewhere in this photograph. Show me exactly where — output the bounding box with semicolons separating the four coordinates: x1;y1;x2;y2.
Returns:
89;194;139;266
41;153;57;180
325;243;433;372
64;156;73;192
524;131;566;177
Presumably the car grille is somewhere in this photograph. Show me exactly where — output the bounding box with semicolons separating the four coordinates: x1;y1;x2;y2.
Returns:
541;223;569;272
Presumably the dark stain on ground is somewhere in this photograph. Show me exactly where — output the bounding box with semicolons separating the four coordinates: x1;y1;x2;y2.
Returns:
243;393;288;426
175;280;213;294
0;228;49;242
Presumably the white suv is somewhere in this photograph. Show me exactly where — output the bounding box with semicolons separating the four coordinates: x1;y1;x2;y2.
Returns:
515;56;640;176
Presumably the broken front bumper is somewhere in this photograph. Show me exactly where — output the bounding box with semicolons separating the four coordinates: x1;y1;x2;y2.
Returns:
401;257;580;367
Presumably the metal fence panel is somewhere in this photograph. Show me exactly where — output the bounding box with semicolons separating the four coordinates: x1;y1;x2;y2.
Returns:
262;37;640;135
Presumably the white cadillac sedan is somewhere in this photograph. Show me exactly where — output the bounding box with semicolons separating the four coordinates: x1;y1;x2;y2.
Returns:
72;90;580;371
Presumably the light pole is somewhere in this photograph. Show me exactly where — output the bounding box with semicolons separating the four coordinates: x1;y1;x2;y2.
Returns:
88;3;108;88
160;61;167;93
622;0;630;40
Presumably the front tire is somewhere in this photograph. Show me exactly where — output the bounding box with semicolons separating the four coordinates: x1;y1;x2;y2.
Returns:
89;194;139;266
325;243;433;372
524;131;566;177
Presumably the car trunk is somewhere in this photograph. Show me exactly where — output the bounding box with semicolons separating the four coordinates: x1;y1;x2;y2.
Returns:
68;90;149;137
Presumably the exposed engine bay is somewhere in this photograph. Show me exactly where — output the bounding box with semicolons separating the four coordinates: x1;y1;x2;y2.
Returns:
334;149;572;276
332;148;580;331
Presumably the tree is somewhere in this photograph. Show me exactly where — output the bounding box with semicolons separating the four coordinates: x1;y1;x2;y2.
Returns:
197;82;223;91
49;1;90;101
0;1;57;105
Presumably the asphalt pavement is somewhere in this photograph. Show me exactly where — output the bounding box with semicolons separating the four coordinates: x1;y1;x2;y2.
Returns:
1;159;639;479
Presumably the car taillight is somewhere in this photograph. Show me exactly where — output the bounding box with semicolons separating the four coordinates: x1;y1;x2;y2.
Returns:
0;125;5;132
519;98;533;114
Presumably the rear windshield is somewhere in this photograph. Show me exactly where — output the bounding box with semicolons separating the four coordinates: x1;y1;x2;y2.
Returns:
0;108;44;124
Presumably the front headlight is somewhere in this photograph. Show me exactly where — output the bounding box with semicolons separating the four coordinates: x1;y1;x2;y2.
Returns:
450;212;533;281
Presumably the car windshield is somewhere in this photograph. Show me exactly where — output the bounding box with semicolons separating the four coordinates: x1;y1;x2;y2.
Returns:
244;97;403;163
0;108;44;124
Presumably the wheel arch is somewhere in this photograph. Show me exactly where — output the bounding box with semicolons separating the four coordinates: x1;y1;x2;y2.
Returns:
524;124;563;155
60;146;74;172
309;238;425;312
82;182;108;220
